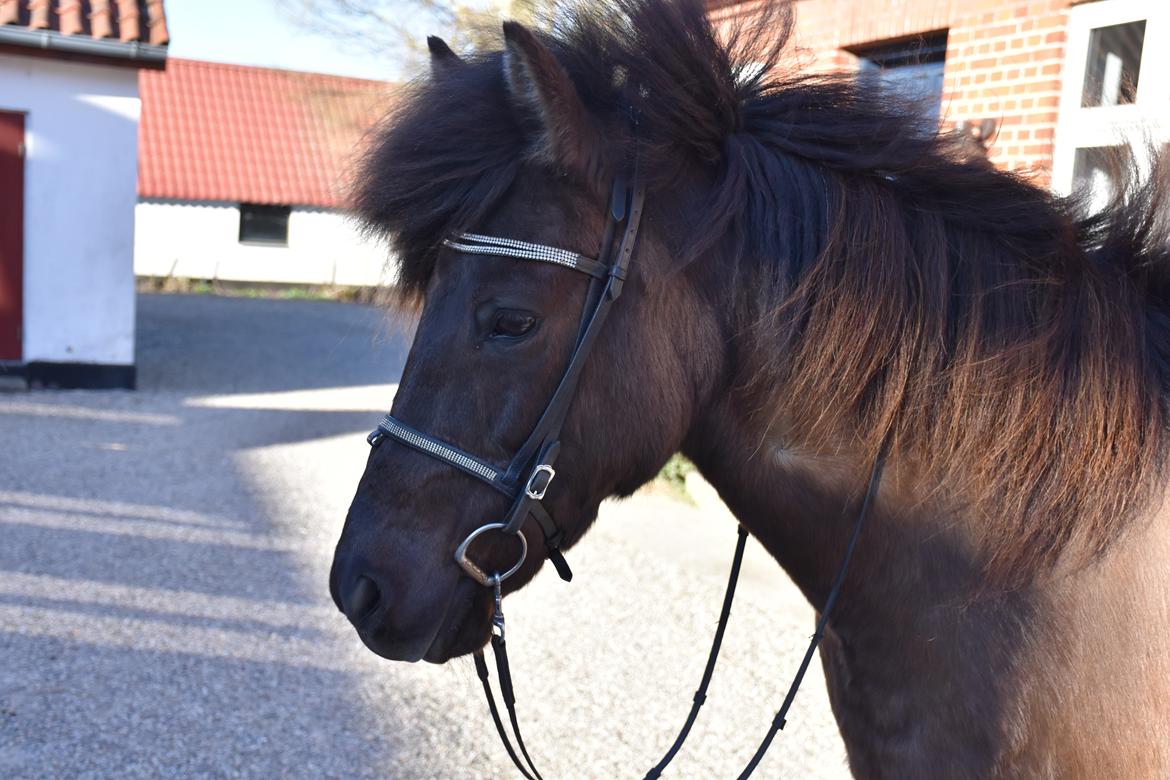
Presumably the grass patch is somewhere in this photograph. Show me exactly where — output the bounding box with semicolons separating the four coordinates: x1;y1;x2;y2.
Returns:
653;453;696;502
137;276;379;303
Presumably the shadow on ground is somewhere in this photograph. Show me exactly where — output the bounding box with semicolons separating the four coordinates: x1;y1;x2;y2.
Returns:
135;293;413;395
0;294;426;779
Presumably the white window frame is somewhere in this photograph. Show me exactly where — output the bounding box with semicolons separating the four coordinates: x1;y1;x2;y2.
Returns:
1052;0;1170;197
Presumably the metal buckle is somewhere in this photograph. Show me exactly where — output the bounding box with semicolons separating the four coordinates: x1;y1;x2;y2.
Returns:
454;522;528;588
490;577;505;640
524;465;556;500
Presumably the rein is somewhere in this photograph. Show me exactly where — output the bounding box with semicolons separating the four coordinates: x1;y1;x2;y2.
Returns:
366;171;887;778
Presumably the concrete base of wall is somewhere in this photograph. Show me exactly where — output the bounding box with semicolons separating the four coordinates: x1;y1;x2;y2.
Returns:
15;361;137;390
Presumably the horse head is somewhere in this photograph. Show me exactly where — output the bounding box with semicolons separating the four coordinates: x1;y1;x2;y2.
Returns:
330;21;723;663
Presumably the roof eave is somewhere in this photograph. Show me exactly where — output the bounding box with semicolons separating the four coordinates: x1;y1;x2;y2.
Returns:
0;27;167;65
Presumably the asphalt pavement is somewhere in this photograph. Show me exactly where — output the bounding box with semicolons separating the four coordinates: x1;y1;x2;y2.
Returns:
0;293;850;779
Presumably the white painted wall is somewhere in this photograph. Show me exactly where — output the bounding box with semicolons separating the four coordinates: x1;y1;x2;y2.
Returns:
134;200;395;287
0;52;139;366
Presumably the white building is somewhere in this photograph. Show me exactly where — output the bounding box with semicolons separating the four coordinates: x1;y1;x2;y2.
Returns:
134;59;395;289
0;0;168;389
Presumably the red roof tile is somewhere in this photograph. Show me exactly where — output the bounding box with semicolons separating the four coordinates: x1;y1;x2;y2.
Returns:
0;0;168;45
138;59;395;209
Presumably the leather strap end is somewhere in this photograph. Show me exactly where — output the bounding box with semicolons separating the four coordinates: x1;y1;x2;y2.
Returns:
548;548;573;582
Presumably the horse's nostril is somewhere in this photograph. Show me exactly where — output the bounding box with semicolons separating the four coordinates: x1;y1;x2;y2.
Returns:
345;575;381;624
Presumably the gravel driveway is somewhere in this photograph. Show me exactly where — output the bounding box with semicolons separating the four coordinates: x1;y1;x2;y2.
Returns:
0;293;850;779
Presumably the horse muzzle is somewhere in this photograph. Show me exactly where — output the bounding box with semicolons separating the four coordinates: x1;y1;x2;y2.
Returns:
330;553;485;663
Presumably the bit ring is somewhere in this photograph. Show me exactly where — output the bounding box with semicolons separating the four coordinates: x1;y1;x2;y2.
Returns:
454;522;528;587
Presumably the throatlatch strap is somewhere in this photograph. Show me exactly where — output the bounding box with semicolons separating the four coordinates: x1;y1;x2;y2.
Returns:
644;525;749;780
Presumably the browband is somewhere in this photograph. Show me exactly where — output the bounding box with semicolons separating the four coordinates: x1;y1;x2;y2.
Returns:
442;233;610;279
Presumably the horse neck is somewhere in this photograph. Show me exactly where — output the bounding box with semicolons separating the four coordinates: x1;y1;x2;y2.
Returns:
683;394;1036;766
686;389;1170;770
677;260;1170;773
683;391;1004;636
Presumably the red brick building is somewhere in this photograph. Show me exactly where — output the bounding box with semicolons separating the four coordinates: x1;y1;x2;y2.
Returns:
711;0;1170;194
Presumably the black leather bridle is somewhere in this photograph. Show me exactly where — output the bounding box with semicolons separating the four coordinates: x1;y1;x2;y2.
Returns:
367;169;887;779
367;172;646;587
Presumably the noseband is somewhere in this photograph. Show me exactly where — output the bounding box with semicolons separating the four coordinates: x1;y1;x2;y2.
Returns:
367;170;887;778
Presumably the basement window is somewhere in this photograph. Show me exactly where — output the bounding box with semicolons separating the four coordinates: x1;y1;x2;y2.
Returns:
239;204;291;246
849;31;949;120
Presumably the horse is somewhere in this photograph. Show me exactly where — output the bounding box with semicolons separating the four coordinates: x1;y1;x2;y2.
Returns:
329;0;1170;776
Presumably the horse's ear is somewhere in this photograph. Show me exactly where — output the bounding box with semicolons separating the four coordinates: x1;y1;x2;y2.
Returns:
427;36;462;73
502;21;603;179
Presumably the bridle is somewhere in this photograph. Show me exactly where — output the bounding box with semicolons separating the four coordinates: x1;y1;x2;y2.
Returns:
366;169;887;778
368;172;645;586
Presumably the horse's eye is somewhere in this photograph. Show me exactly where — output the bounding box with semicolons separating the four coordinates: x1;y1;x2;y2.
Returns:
491;310;537;339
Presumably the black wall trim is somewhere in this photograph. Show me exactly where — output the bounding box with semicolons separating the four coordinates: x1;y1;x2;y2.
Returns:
23;362;137;390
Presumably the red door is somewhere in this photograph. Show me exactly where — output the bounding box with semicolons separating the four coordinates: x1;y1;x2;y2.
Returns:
0;111;24;361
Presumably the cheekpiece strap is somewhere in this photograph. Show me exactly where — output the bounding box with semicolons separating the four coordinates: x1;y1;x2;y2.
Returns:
443;233;609;280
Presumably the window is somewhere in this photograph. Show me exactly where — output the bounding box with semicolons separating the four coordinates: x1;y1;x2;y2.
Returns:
239;204;291;245
1053;1;1170;207
1081;20;1146;107
849;32;949;120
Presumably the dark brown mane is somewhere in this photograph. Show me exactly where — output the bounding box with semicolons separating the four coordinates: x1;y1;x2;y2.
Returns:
354;0;1170;586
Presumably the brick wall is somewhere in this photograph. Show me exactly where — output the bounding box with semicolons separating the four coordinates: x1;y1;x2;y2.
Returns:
712;0;1081;183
